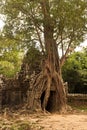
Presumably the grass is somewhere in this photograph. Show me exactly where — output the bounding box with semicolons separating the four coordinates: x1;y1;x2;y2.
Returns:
74;106;87;111
68;102;87;112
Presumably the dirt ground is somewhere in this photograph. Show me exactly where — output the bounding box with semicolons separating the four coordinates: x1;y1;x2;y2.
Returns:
0;110;87;130
30;113;87;130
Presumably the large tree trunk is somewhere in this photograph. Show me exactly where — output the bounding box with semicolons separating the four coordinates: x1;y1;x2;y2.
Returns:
27;0;66;113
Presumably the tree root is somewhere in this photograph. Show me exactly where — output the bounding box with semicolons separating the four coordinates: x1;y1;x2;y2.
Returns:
27;68;67;113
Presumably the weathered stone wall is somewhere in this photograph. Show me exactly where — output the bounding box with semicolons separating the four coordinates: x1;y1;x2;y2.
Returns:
0;74;28;110
0;73;87;110
67;94;87;106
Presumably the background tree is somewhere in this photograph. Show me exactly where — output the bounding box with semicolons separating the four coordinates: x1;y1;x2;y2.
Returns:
0;49;23;77
0;0;87;112
0;30;24;77
62;48;87;93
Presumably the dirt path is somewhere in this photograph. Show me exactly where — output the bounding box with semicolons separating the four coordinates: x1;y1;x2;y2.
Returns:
28;113;87;130
0;112;87;130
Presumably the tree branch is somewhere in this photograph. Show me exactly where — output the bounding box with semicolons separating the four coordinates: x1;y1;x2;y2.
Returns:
35;26;45;54
60;39;73;67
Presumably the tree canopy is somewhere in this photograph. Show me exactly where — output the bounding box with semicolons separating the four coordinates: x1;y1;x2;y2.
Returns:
0;0;87;60
62;48;87;93
0;49;23;77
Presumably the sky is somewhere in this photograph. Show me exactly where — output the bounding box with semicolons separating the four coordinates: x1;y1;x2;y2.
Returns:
76;40;87;51
0;19;5;30
0;19;87;51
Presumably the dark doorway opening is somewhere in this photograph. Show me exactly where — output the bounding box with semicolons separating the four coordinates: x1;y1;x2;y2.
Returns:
41;91;57;112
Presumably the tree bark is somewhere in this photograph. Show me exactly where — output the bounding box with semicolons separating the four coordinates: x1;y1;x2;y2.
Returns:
41;0;66;112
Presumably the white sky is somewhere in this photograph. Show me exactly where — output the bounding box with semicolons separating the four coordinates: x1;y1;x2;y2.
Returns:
75;39;87;51
0;19;5;30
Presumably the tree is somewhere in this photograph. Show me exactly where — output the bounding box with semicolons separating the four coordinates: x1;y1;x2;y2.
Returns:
0;49;23;77
0;0;87;112
62;49;87;93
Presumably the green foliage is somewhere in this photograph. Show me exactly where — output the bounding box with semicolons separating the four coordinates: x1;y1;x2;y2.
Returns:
0;0;87;78
0;0;87;51
62;49;87;93
0;60;15;77
0;50;24;77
